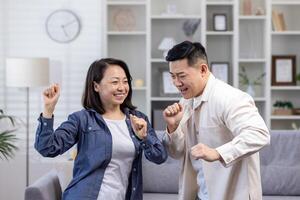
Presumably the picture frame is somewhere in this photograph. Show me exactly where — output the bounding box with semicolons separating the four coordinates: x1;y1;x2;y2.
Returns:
161;70;180;96
272;55;296;86
211;62;229;83
213;14;227;31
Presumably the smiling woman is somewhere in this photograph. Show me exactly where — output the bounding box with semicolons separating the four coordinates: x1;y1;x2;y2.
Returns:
34;58;167;200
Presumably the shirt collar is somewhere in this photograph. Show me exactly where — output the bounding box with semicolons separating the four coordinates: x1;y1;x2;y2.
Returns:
192;73;216;109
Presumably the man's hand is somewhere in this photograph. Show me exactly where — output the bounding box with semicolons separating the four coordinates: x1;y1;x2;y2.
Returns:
130;114;147;140
190;143;221;162
163;103;184;133
42;83;60;118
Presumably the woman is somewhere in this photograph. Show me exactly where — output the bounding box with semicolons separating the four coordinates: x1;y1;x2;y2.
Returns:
35;58;167;200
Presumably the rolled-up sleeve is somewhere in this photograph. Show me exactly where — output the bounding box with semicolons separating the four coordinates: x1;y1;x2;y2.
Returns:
162;125;185;159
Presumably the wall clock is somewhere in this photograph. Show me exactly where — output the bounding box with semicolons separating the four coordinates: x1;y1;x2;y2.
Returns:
45;9;81;43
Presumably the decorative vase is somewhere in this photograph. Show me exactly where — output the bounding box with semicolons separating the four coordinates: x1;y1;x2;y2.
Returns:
243;0;252;15
246;84;255;97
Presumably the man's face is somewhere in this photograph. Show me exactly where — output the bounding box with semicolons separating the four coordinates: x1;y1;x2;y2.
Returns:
169;58;209;99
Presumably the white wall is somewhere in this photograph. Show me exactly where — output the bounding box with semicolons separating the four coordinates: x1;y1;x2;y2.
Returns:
0;1;103;199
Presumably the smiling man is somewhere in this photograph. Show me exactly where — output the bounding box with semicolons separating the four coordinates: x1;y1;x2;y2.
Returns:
162;41;270;200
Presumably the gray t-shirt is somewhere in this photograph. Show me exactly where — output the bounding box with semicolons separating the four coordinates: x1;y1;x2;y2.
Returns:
97;118;135;200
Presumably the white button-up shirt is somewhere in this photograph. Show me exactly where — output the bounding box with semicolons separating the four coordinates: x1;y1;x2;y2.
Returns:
164;74;270;200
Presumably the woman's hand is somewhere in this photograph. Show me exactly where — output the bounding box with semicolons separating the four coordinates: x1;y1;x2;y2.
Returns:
130;114;147;140
42;83;60;118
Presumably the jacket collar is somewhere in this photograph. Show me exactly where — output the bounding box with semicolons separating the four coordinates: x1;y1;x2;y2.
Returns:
198;73;215;104
86;107;132;120
181;73;216;108
179;73;216;124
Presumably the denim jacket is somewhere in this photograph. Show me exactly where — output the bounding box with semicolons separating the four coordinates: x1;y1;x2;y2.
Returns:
35;108;168;200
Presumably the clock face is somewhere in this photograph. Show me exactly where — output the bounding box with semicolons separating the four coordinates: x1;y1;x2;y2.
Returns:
45;9;81;43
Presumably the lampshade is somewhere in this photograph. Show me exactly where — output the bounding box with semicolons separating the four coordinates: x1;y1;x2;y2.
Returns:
6;58;50;87
158;37;176;58
158;37;176;51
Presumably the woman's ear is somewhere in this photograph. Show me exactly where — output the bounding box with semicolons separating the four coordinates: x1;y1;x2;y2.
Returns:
93;81;100;92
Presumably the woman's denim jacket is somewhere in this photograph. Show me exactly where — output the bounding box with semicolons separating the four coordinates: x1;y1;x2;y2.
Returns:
35;108;168;200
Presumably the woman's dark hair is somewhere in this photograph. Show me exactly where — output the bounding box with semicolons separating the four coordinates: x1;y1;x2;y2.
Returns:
82;58;136;114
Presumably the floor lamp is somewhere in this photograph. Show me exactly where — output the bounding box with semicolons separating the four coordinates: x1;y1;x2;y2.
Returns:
5;58;49;186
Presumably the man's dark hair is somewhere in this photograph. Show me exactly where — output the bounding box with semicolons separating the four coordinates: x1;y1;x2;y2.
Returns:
166;40;208;66
82;58;136;114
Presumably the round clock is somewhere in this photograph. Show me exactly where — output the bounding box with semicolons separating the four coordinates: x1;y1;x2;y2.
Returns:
45;9;81;43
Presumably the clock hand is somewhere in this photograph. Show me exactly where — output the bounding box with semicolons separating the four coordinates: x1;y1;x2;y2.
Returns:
63;19;77;28
61;25;69;38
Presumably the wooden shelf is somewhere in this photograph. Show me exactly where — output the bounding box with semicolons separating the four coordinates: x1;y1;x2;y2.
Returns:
254;97;267;102
108;31;146;35
272;31;300;35
206;1;234;6
271;86;300;90
151;58;166;63
272;1;300;5
107;1;146;5
151;15;201;19
239;16;266;20
239;58;267;63
271;115;300;120
151;97;180;101
206;31;234;35
133;86;147;91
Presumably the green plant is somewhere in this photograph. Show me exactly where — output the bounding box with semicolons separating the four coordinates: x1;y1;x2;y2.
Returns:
239;66;266;86
0;109;19;160
296;73;300;81
273;101;294;109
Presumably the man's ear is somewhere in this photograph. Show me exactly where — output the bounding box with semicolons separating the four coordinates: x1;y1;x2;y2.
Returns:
93;81;100;92
200;63;209;74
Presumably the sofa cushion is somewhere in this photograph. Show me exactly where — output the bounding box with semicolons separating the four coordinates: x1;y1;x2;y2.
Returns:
25;169;62;200
260;130;300;196
142;131;180;193
263;196;300;200
142;154;180;193
143;193;178;200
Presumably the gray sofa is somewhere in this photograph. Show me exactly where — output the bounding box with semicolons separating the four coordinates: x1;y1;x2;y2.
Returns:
25;130;300;200
24;169;62;200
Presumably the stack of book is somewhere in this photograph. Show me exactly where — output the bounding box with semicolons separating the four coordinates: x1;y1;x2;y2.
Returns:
272;10;286;31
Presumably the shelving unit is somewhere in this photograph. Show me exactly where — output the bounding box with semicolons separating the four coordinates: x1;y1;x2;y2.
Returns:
270;0;300;130
236;0;270;125
104;0;148;114
149;0;204;129
205;1;235;86
104;0;300;130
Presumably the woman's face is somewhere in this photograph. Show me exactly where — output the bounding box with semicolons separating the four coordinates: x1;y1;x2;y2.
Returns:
94;64;129;109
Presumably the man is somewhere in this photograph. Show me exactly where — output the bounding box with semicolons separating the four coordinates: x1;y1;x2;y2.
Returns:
162;41;270;200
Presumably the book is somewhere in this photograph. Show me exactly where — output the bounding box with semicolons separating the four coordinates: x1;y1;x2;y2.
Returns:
272;10;284;31
278;12;286;31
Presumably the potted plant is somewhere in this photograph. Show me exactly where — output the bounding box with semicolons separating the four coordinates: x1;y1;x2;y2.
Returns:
239;66;265;97
273;101;294;115
296;73;300;85
0;109;19;160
